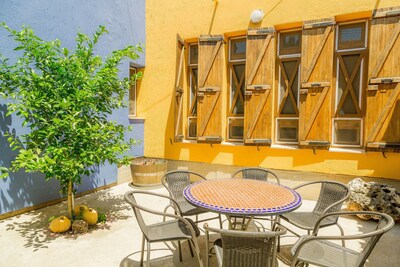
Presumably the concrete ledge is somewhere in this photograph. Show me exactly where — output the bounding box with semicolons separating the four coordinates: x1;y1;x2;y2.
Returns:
119;159;400;201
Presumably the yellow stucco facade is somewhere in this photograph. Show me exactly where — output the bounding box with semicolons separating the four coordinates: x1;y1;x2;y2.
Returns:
139;0;400;179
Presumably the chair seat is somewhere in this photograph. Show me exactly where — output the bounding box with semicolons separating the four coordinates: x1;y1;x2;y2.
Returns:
281;212;337;230
147;219;200;242
178;200;208;216
291;236;359;267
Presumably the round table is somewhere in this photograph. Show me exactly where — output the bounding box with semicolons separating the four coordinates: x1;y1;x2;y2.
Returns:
183;179;302;229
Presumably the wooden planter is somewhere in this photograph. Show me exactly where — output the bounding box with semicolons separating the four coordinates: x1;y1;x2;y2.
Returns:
130;157;167;187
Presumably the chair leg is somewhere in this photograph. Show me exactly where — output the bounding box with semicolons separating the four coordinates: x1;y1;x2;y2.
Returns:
163;204;172;222
291;260;303;267
275;217;281;252
192;237;204;267
188;240;195;257
337;223;346;247
146;241;151;267
178;240;183;262
205;231;210;267
277;235;281;253
140;235;145;267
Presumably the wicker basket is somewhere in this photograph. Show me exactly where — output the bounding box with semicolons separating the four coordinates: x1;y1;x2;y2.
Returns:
130;157;167;187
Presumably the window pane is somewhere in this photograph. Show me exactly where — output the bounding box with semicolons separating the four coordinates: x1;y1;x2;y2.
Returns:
231;64;245;115
291;65;299;104
189;44;198;65
279;74;287;107
282;98;295;114
188;117;197;139
189;68;198;115
338;22;366;50
282;60;298;77
334;120;361;145
341;27;362;42
277;119;298;142
279;31;301;55
228;118;244;140
129;67;137;116
230;38;246;61
279;61;299;115
337;55;361;115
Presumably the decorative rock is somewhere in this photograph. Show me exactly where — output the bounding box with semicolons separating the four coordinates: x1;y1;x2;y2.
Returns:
72;219;89;234
346;178;400;221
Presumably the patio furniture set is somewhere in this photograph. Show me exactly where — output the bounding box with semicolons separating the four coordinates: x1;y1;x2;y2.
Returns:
124;168;395;267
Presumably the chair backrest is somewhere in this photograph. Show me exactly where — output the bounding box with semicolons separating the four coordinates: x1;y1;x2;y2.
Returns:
124;191;150;238
354;212;394;266
232;167;280;184
312;181;350;215
219;228;286;267
310;211;395;267
162;170;206;203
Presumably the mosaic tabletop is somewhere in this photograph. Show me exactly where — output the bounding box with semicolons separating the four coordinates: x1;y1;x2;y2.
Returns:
183;179;302;216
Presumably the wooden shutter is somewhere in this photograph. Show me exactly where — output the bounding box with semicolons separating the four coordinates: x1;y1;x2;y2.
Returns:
366;7;400;151
299;18;335;147
174;34;185;142
197;35;224;143
243;28;275;145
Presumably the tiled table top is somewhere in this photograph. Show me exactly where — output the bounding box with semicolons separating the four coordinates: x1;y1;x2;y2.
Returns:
183;179;302;216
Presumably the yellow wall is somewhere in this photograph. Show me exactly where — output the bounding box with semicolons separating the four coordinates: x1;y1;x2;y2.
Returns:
140;0;400;179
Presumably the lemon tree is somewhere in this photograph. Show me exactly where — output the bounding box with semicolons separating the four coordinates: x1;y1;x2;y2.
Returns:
0;24;142;217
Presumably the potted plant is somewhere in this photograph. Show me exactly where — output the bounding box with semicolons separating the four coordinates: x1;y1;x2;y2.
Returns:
130;157;167;187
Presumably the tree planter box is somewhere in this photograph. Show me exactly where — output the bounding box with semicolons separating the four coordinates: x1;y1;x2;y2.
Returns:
130;157;167;187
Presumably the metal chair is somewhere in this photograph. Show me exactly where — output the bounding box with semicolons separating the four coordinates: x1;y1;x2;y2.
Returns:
279;181;350;239
204;223;287;267
290;211;395;267
162;170;222;226
232;167;280;230
232;167;280;184
124;190;204;267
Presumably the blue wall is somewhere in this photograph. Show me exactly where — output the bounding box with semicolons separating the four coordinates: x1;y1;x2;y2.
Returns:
0;0;145;216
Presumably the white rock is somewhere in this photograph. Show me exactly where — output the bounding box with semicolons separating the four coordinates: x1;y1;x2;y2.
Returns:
346;178;400;221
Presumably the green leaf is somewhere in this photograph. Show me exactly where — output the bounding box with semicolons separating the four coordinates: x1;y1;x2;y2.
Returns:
0;23;141;196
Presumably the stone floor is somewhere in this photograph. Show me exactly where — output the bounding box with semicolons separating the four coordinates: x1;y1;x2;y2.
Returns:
1;181;399;267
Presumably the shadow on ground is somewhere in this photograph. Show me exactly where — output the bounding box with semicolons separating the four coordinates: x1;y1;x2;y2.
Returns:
1;188;130;251
120;238;208;267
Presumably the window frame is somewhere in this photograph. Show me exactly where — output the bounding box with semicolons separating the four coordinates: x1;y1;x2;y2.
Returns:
278;30;302;56
227;36;246;142
275;117;299;144
332;118;363;147
336;21;368;52
129;66;138;118
187;43;198;139
276;29;302;144
333;20;368;147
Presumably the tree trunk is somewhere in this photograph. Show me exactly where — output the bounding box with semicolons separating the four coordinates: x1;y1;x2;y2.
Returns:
67;180;74;218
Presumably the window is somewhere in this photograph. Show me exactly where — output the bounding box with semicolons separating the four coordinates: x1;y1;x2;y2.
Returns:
276;30;302;143
228;37;246;141
337;22;366;51
279;31;302;55
333;22;367;147
333;119;362;145
129;67;138;118
277;118;299;142
187;43;198;139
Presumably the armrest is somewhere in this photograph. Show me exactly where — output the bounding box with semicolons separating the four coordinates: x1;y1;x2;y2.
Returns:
124;190;183;216
312;211;394;235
